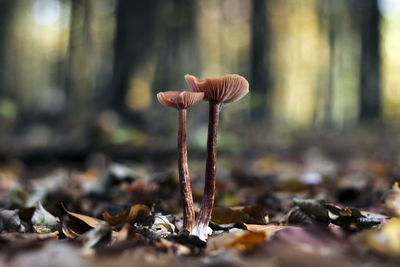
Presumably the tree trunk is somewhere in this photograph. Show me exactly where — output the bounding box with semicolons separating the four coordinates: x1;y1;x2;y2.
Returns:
152;0;200;97
250;0;271;120
324;1;336;129
359;0;381;122
0;0;14;96
110;0;159;118
65;0;92;118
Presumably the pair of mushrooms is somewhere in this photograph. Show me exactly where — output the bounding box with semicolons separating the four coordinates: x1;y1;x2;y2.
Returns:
157;74;249;241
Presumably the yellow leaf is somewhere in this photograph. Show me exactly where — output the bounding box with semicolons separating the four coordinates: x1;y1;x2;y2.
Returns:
366;218;400;256
127;204;151;223
103;210;129;226
102;204;150;226
225;231;266;252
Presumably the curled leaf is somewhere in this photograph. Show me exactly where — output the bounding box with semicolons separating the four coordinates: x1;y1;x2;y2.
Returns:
62;221;81;239
31;202;60;233
78;221;111;255
63;205;102;228
151;214;176;234
293;198;329;223
102;210;129;226
287;207;314;225
102;204;150;226
325;203;366;231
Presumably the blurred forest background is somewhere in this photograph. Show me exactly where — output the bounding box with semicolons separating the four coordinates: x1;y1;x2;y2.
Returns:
0;0;399;160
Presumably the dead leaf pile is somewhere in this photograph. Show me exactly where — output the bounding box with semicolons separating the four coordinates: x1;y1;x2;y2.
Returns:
0;141;400;266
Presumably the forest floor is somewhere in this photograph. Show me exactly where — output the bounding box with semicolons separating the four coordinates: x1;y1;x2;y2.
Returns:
1;127;400;266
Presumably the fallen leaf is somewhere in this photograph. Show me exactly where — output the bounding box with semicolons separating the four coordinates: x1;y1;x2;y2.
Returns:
293;198;330;223
153;223;175;233
63;205;102;228
62;221;81;239
324;203;381;231
127;204;151;223
207;230;263;253
294;199;382;231
366;217;400;256
244;224;298;240
78;221;111;255
31;202;60;233
0;209;24;232
225;231;266;252
287;206;314;225
102;210;129;226
211;206;267;225
102;204;150;226
150;214;176;234
115;223;137;243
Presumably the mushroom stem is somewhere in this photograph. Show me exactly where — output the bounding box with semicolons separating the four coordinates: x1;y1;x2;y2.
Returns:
192;101;220;240
178;108;195;232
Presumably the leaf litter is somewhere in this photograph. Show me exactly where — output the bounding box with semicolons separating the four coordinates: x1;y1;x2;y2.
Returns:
1;141;400;267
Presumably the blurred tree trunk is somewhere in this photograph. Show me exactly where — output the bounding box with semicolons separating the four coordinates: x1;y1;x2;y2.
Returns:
65;0;92;118
358;0;381;122
152;0;200;98
250;0;271;120
0;0;14;96
111;0;159;119
324;1;337;129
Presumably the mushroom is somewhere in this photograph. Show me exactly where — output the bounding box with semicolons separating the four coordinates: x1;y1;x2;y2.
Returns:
157;91;204;232
185;74;249;240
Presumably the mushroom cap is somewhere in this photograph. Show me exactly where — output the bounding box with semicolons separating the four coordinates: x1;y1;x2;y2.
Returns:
157;91;204;109
184;74;249;103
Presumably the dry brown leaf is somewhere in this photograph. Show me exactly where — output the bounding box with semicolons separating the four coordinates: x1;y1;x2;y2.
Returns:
62;208;102;239
211;206;267;225
63;205;102;228
225;231;266;252
207;230;267;253
127;204;151;222
62;221;81;239
103;210;129;226
115;223;137;243
103;204;150;226
244;224;298;240
207;225;291;253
